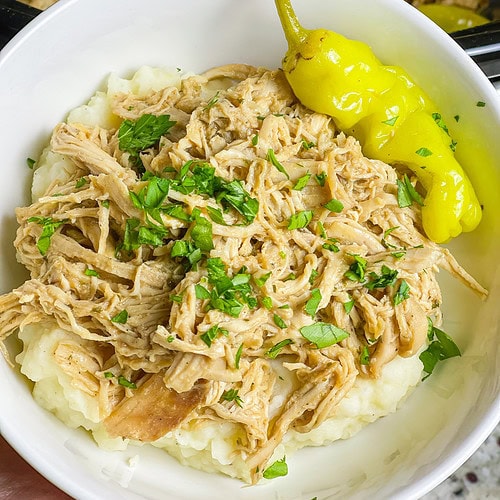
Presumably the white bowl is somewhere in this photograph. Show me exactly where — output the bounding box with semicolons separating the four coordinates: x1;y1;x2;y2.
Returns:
0;0;499;498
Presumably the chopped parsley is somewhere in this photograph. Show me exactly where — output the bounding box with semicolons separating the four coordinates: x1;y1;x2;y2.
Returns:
254;272;272;287
220;388;243;407
204;91;220;110
266;339;294;359
293;172;312;191
170;239;202;268
317;220;327;238
360;345;370;365
344;254;367;282
323;198;344;213
300;322;349;348
189;209;214;253
304;288;322;316
288;210;313;230
315;172;327;186
263;457;288;479
111;309;128;324
118;114;176;165
432;113;449;135
216;179;259;224
117;376;137;389
419;320;461;380
397;174;424;208
267;148;289;179
343;298;355;314
199;258;257;317
195;284;211;300
262;296;273;310
309;269;319;284
476;101;486;107
301;140;315;150
235;343;244;369
84;268;99;278
26;157;36;169
382;116;399;126
365;265;398;290
200;324;228;347
119;217;169;254
27;216;67;256
393;279;410;305
76;177;88;189
130;175;170;221
322;239;340;253
415;147;433;157
273;314;287;329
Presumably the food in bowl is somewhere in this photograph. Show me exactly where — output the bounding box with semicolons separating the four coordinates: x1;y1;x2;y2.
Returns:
0;56;487;483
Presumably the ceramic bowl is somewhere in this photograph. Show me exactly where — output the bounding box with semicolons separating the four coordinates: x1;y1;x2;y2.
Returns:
0;0;499;498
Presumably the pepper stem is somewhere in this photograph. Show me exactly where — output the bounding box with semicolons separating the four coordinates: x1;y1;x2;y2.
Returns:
274;0;306;46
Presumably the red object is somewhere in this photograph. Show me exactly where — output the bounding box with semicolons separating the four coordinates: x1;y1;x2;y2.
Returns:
0;436;72;499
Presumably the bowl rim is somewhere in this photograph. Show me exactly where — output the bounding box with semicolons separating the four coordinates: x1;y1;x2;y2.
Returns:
0;1;499;499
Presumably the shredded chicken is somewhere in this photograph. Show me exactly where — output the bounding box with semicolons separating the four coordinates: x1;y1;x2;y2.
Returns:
0;64;487;483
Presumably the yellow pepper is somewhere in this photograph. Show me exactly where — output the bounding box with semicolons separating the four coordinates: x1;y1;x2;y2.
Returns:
274;0;482;243
418;4;489;33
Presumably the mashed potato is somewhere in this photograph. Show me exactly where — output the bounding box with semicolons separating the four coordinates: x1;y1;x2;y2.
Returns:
17;322;422;482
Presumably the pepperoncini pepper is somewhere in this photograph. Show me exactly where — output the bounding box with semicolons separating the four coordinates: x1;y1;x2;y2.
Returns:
274;0;482;243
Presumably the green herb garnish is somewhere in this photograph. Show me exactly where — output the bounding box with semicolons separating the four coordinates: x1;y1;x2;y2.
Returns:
419;321;461;380
432;113;449;135
393;279;410;305
267;148;289;179
27;216;67;256
204;91;220;110
263;457;288;480
220;388;243;407
118;114;176;164
111;309;128;324
117;376;137;389
273;314;287;329
76;177;88;189
300;322;349;348
415;147;433;157
360;345;370;365
288;210;313;230
293;172;312;191
397;174;424;208
315;172;327;186
200;324;228;347
235;344;244;369
304;288;322;317
344;254;367;282
343;298;355;314
382;116;399;126
266;339;294;359
323;199;344;213
365;265;398;290
254;272;272;287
